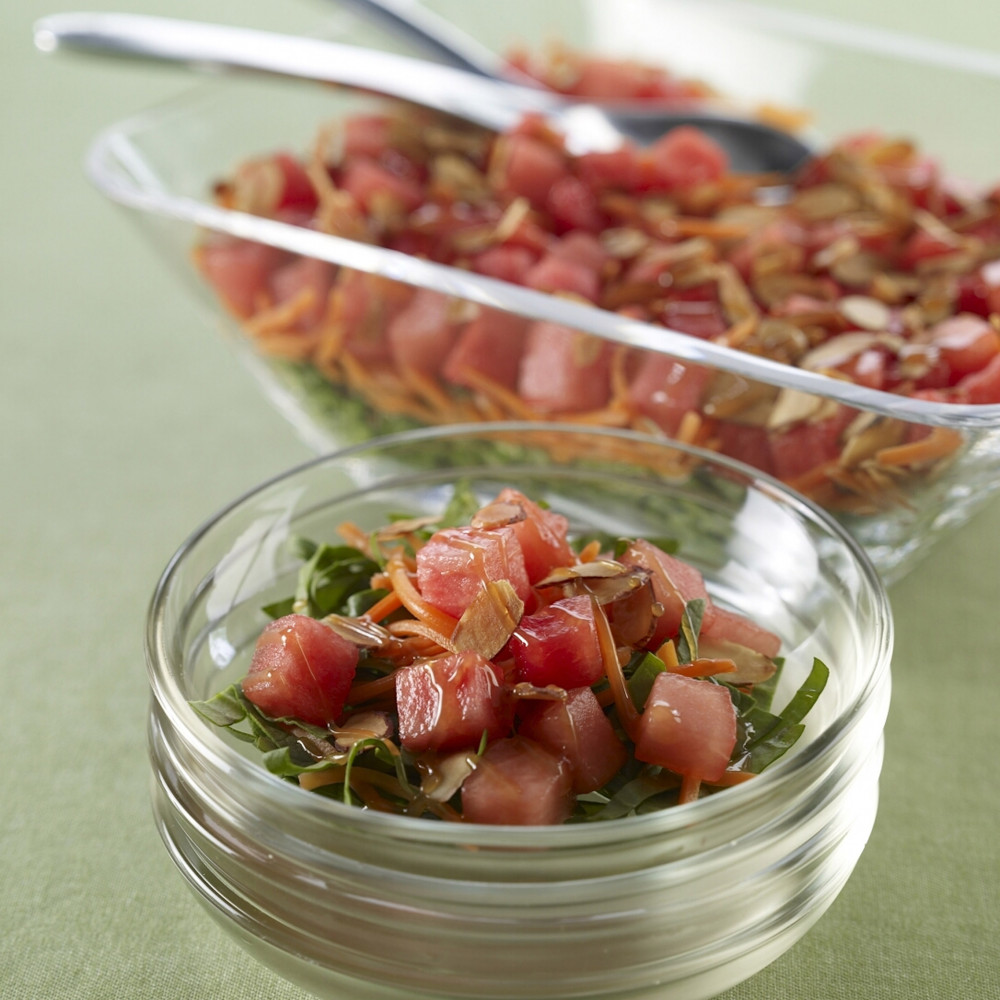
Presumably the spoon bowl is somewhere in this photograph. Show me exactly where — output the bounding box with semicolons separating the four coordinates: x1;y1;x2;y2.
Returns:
34;11;813;172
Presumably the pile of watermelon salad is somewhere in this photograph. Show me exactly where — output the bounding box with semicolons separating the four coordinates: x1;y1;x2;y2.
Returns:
193;484;827;825
195;44;1000;516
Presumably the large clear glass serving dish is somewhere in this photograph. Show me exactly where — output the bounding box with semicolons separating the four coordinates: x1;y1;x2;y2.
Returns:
86;1;1000;583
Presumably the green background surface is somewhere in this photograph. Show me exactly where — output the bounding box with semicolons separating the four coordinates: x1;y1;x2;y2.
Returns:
3;2;999;998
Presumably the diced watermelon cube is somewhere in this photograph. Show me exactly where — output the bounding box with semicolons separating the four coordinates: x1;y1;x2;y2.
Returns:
545;174;605;233
518;322;613;414
699;605;781;659
269;256;336;330
386;287;461;377
242;614;358;727
471;245;539;284
493;487;574;582
769;409;853;482
620;539;711;649
576;144;641;192
330;270;415;365
524;253;601;302
627;356;712;436
930;313;1000;379
634;672;737;782
517;687;627;793
956;352;1000;404
493;133;569;208
197;235;285;318
415;526;531;618
550;231;611;273
442;307;529;390
395;651;511;753
339;157;423;213
509;594;605;689
461;736;574;825
643;125;729;190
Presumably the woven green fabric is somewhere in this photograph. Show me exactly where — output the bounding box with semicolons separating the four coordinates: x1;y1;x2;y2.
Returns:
3;2;999;998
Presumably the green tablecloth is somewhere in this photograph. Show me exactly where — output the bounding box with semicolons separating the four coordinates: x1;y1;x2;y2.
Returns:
4;2;999;997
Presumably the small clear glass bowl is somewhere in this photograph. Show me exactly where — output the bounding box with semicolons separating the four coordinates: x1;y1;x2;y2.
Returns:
86;2;1000;583
146;423;892;1000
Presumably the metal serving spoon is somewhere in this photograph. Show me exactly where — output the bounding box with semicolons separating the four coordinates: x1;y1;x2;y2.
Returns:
322;0;529;81
34;11;813;172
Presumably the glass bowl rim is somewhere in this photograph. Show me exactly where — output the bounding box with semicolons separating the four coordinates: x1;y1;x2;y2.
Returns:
144;420;894;849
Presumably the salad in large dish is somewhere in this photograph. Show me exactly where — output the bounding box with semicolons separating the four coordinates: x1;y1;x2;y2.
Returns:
193;43;1000;520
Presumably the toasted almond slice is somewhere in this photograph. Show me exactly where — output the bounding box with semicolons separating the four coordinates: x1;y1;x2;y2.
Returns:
321;613;394;649
697;637;777;684
766;387;828;429
471;500;526;530
838;294;892;331
417;750;478;803
450;579;524;660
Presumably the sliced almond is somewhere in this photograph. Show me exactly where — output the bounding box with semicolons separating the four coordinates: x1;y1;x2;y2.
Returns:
838;295;892;331
450;579;525;660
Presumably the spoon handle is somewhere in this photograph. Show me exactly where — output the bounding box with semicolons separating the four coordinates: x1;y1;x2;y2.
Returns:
328;0;515;80
33;12;560;132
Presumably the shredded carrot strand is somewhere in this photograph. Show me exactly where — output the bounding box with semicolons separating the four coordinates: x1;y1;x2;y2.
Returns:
337;519;373;554
577;539;603;563
385;549;460;637
346;672;398;706
590;596;640;741
707;769;757;787
385;618;453;652
679;774;702;804
363;589;404;624
672;657;738;678
875;426;963;467
656;639;681;669
594;686;615;709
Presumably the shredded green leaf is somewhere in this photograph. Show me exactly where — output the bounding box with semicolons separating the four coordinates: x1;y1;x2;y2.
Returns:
675;598;705;664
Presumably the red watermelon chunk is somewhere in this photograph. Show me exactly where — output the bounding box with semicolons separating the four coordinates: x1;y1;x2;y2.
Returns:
442;307;529;390
242;614;358;727
518;322;613;414
524;253;601;302
509;594;605;689
493;132;569;208
387;287;461;377
634;671;737;782
545;174;605;233
930;313;1000;379
339;157;423;214
643;125;729;190
769;409;853;482
415;525;531;618
471;245;539;284
627;356;712;436
517;687;626;793
269;256;336;330
330;270;415;365
395;651;511;753
699;605;781;659
493;487;574;582
620;539;711;650
460;736;574;825
197;235;285;319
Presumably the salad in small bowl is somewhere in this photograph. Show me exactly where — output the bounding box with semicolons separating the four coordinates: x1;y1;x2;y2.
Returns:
146;423;892;1000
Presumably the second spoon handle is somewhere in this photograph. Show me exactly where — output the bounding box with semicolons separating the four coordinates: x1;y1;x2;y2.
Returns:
328;0;517;80
34;12;561;132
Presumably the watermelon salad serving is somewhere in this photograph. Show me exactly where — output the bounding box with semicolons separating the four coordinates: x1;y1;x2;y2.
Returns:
193;484;827;825
194;46;1000;515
